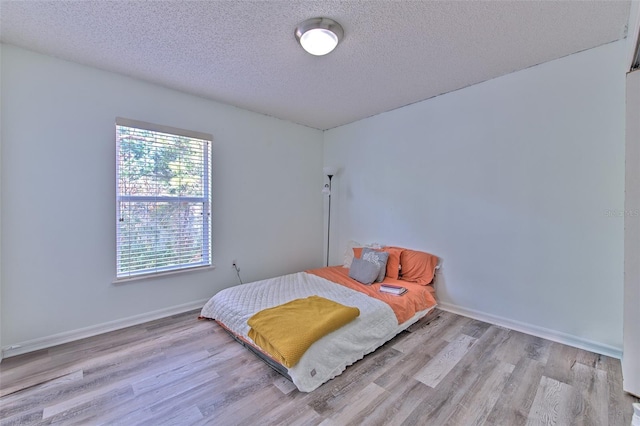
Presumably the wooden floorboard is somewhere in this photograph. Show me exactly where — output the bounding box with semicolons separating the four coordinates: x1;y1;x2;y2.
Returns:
1;308;637;425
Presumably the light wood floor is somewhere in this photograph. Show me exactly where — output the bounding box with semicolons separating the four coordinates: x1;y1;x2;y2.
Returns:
1;309;637;425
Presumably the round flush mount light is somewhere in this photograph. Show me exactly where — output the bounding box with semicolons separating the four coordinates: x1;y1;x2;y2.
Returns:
295;17;344;56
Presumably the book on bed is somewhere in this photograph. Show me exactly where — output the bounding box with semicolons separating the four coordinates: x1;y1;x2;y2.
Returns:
379;284;407;296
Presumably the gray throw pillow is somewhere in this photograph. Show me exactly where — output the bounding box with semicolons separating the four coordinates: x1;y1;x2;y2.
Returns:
348;257;380;285
362;248;389;282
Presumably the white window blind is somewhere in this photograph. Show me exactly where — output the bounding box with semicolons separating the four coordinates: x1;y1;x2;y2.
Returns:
115;118;212;279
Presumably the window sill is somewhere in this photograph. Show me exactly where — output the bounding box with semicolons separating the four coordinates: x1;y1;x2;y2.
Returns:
112;265;216;285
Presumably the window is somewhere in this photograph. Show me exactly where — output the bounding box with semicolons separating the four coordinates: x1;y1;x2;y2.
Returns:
115;118;212;279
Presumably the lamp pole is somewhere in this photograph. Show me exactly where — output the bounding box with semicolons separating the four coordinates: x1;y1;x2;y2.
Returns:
326;174;333;267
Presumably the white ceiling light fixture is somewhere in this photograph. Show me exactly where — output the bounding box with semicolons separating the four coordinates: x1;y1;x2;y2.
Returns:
295;17;344;56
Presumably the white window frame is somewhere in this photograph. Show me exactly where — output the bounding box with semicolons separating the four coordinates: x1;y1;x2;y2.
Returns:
115;117;212;280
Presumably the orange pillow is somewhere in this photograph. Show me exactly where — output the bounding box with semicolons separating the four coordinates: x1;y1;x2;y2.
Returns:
381;247;403;280
353;247;364;260
354;246;403;280
399;249;438;285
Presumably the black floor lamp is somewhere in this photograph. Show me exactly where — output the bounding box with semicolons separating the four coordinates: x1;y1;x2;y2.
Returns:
322;166;337;267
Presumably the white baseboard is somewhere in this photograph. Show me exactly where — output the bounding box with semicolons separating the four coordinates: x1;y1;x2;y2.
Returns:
437;301;622;359
3;299;622;361
1;298;209;359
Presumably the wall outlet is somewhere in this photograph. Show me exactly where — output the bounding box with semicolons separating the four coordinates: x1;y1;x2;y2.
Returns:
232;259;237;268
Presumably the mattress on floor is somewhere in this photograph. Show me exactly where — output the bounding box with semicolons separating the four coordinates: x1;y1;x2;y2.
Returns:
200;270;435;392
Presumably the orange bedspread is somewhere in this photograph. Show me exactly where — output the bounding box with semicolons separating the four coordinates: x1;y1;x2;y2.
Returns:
306;266;437;324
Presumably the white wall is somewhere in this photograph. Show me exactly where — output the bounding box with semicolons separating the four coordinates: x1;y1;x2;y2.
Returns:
1;40;628;357
325;41;626;353
624;68;640;397
0;43;3;360
0;45;324;353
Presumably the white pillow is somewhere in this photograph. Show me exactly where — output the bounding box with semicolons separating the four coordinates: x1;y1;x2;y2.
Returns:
343;240;361;268
343;240;385;268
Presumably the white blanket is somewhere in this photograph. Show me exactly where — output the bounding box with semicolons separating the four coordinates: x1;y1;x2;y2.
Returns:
200;271;432;392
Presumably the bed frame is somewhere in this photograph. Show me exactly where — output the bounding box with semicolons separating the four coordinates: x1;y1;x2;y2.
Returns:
214;319;292;381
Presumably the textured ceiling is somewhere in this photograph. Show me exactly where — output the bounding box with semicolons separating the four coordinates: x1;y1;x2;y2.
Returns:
0;1;632;130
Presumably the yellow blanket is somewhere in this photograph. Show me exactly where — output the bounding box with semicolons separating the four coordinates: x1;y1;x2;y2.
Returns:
247;295;360;368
